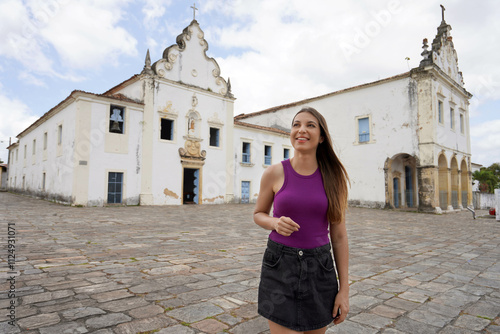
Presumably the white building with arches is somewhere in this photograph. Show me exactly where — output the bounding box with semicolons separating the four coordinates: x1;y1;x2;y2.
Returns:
235;15;472;213
7;14;472;213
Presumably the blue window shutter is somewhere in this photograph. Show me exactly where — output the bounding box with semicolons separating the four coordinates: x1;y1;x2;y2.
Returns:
242;142;250;163
264;145;271;165
358;118;370;142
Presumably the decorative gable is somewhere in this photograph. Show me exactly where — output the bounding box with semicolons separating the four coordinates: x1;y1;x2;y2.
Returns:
419;6;464;86
152;20;232;97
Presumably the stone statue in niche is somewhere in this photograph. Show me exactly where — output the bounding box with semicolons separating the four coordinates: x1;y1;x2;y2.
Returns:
188;117;196;136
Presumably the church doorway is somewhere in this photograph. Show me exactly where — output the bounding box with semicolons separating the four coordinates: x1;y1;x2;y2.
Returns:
241;181;250;203
183;168;199;204
393;177;400;208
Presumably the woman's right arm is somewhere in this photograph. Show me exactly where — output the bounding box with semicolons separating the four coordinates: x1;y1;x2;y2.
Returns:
253;164;299;236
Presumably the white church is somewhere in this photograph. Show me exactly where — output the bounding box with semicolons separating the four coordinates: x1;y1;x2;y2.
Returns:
7;9;472;213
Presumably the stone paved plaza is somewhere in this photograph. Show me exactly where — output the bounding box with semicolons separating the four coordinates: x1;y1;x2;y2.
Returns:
0;192;499;334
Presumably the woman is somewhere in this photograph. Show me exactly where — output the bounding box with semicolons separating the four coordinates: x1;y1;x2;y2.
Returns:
254;107;350;333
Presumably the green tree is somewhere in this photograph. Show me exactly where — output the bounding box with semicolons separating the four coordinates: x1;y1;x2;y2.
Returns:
486;162;500;176
473;164;500;194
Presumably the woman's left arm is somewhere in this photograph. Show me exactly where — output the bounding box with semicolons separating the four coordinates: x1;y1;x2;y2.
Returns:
330;219;349;325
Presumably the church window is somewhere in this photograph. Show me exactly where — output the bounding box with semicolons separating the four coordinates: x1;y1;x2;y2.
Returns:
32;139;36;155
209;127;220;147
358;117;370;143
438;101;443;124
450;108;455;130
58;124;63;145
242;142;251;163
42;173;46;192
161;118;174;140
283;148;290;160
24;145;27;159
264;145;272;165
43;132;47;150
107;172;123;204
460;113;464;134
109;105;125;134
16;148;18;161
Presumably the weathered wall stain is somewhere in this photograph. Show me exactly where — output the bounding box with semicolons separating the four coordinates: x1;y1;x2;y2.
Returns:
164;188;179;199
203;195;224;203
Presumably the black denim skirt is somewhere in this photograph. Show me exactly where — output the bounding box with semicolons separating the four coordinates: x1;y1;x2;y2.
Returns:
258;238;339;331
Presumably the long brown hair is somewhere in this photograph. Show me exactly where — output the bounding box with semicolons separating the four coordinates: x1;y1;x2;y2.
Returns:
293;107;350;224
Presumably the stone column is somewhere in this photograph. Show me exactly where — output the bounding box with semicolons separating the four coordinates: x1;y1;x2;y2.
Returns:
225;98;235;203
446;168;453;211
457;169;463;209
417;165;439;212
139;77;155;205
468;171;473;207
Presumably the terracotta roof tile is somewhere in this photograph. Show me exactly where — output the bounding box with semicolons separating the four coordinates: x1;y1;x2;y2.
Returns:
234;120;290;135
16;90;143;138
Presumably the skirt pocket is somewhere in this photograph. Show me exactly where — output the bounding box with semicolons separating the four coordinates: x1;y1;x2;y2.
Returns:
262;248;283;268
317;252;335;272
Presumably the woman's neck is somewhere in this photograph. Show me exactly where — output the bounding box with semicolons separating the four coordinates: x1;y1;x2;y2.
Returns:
290;153;318;175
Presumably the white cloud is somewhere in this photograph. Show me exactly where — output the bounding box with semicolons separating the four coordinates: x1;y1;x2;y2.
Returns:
204;1;500;117
0;0;138;78
209;1;420;114
0;92;39;163
0;0;57;76
19;71;47;87
470;119;500;166
40;1;138;69
142;0;170;30
146;36;159;56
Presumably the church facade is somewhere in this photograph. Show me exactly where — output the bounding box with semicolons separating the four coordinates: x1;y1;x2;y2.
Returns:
7;14;472;213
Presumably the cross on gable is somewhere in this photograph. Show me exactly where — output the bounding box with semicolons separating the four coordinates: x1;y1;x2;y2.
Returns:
440;4;445;22
191;3;198;20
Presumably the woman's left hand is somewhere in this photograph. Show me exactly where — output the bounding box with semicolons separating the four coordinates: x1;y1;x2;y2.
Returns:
332;288;349;325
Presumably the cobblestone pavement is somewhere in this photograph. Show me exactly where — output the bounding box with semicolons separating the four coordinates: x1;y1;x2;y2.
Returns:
0;192;499;334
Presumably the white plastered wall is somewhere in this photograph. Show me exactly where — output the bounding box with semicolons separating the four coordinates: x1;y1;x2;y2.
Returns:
8;103;77;203
240;77;418;207
233;125;291;203
150;80;234;205
84;99;144;206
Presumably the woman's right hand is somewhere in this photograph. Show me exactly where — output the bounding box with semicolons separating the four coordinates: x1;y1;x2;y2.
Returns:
274;216;300;236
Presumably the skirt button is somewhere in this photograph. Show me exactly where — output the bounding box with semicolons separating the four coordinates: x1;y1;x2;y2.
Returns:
298;250;303;256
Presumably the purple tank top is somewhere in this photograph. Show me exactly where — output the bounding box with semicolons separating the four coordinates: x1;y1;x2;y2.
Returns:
269;159;330;249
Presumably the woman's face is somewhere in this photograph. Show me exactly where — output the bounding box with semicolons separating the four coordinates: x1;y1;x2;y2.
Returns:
290;112;324;151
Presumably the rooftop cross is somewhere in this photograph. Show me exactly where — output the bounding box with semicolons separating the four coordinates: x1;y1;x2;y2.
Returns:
440;4;445;22
191;3;198;20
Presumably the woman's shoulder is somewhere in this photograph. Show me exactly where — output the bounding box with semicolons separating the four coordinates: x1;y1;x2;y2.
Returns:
262;161;285;180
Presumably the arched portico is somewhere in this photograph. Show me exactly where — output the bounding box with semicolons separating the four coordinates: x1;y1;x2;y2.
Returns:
384;153;418;209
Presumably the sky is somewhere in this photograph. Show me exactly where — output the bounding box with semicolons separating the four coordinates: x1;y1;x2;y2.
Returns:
0;0;499;167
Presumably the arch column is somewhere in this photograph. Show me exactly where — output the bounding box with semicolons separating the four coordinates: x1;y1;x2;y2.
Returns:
417;165;439;212
446;168;453;211
457;169;463;209
468;171;473;207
